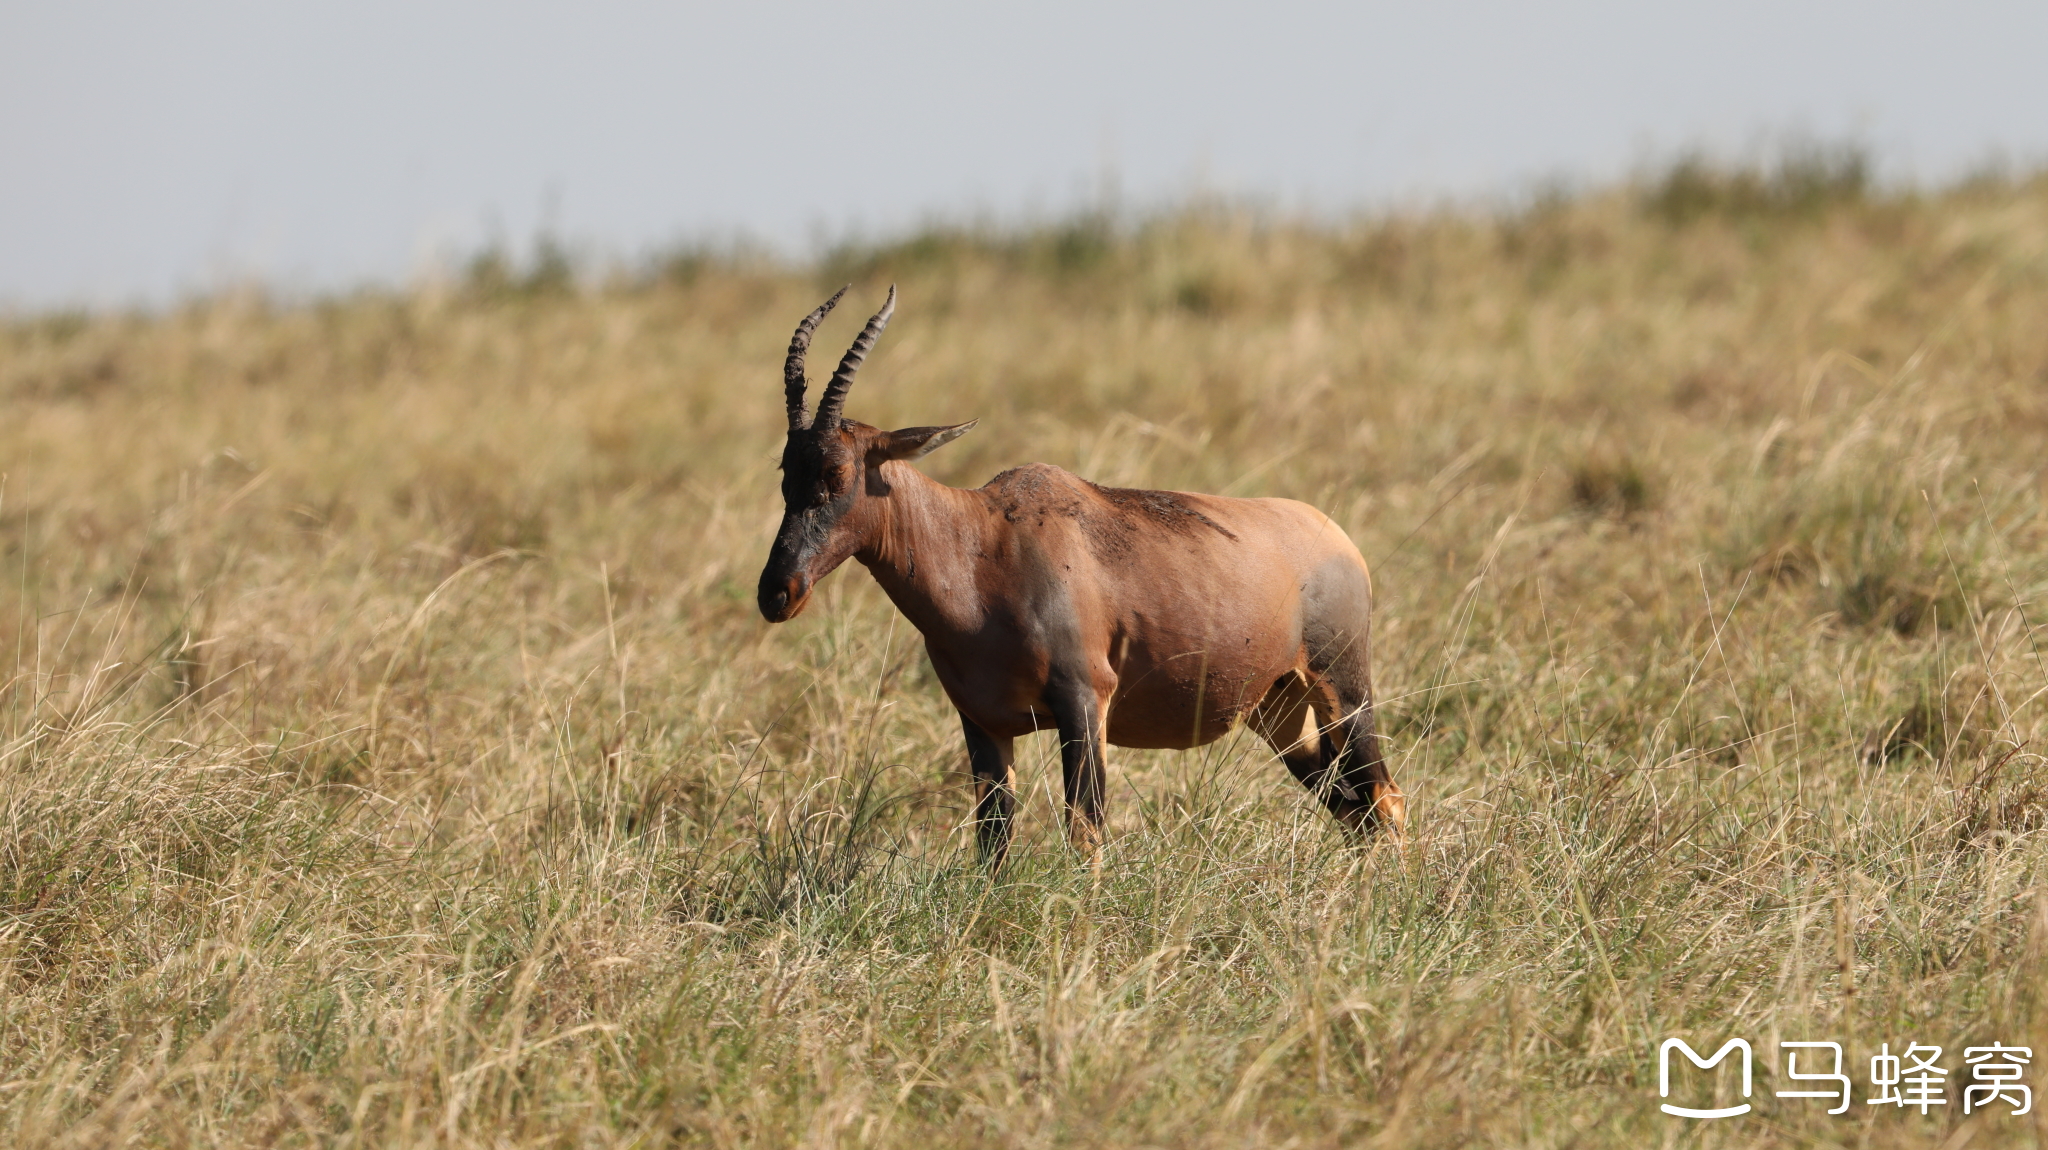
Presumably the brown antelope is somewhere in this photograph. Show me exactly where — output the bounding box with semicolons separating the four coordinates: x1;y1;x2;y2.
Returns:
757;287;1404;866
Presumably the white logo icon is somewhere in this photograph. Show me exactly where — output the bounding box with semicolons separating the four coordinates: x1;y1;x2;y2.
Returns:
1660;1038;1753;1118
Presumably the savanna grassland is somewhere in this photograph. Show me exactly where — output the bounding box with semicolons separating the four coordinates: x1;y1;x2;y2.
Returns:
6;159;2048;1148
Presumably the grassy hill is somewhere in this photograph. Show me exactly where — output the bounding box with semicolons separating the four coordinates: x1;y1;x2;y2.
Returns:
5;162;2048;1147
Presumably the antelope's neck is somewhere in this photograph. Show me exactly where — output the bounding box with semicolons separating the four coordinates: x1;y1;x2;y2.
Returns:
854;462;994;633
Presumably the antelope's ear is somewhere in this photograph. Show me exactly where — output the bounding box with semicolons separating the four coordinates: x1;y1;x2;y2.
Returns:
872;420;977;462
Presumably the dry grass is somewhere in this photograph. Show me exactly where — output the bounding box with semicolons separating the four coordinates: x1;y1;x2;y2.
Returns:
5;166;2048;1147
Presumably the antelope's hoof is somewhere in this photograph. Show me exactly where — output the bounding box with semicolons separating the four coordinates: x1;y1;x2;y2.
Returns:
1066;820;1104;864
1337;784;1407;847
1371;783;1407;837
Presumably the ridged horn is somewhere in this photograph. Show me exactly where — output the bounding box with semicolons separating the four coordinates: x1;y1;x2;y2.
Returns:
784;285;849;431
812;285;896;431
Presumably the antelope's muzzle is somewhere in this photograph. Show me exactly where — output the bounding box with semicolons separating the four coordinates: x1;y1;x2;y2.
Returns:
758;571;811;622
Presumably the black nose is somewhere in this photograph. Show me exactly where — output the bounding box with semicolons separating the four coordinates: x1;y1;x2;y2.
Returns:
758;573;808;621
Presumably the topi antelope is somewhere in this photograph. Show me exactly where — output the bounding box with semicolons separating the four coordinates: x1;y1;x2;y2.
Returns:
757;287;1404;866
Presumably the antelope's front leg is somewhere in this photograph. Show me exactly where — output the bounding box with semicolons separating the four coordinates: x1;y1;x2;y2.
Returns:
1045;670;1113;859
961;714;1016;869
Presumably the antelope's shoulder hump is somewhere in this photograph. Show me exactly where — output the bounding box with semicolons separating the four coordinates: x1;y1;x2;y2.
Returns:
980;463;1090;524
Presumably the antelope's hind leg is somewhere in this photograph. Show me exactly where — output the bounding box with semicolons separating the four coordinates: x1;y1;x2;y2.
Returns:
1252;671;1405;840
1250;672;1327;790
961;714;1016;869
1320;673;1405;839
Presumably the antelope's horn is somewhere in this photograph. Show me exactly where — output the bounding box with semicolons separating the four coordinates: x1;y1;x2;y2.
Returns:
784;285;849;431
812;285;896;431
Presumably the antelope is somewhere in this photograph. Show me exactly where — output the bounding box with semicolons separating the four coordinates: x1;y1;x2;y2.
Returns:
757;287;1404;866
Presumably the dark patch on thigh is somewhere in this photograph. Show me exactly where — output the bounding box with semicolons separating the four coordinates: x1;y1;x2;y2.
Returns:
1300;555;1371;673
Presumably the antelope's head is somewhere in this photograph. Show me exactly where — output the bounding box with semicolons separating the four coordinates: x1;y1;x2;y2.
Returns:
757;286;975;622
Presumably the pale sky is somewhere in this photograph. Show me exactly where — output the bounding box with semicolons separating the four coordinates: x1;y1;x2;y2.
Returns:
4;1;2045;307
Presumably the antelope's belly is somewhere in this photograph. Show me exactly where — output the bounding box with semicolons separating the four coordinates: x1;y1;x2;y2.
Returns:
1104;656;1284;749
